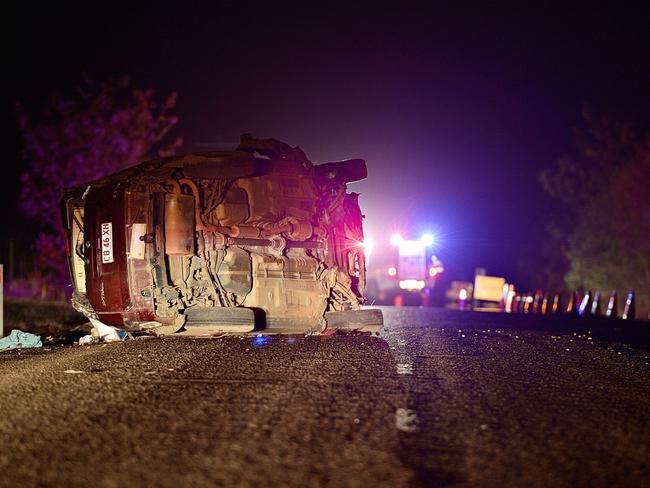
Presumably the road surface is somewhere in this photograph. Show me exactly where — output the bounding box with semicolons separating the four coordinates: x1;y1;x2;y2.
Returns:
1;307;648;487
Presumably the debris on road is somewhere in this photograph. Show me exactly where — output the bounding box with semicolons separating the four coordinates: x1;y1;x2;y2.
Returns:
88;317;129;343
0;329;42;351
78;335;97;345
64;369;85;374
395;408;418;433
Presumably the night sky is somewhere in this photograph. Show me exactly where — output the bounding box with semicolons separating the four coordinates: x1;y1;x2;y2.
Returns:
5;3;650;288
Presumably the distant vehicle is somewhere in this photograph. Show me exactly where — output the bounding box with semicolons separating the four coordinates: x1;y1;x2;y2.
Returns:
472;274;506;311
367;233;444;305
61;135;382;334
444;274;508;311
445;280;473;310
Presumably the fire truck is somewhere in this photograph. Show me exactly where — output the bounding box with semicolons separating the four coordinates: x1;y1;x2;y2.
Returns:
366;233;444;306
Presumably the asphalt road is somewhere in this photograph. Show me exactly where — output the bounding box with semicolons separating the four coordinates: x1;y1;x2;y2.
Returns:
1;307;649;487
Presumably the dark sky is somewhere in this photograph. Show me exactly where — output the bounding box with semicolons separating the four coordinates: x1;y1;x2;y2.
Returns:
5;3;650;287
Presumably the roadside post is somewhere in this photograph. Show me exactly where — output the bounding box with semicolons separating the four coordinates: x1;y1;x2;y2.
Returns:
1;264;4;337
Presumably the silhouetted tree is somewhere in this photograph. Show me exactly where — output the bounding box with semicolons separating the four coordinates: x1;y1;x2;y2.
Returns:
540;109;650;317
17;77;182;297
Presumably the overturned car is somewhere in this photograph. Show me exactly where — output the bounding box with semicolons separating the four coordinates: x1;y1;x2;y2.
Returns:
61;135;382;334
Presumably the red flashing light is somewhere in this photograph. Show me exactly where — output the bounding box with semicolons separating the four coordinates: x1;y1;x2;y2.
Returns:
388;266;398;277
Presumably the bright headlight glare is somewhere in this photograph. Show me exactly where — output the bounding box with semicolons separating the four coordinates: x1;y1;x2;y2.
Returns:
420;233;435;246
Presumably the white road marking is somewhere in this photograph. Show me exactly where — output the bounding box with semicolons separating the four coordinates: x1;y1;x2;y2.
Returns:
388;329;420;432
397;362;413;375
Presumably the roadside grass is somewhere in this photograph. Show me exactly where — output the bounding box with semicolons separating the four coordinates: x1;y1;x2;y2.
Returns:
3;298;90;338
